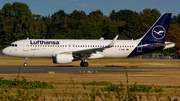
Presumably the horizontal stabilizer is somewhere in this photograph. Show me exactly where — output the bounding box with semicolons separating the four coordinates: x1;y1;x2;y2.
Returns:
153;42;175;47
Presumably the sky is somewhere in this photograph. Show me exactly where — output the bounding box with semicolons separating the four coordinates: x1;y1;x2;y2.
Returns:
0;0;180;17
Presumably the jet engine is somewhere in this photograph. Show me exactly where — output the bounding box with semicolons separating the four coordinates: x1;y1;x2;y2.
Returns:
53;54;73;64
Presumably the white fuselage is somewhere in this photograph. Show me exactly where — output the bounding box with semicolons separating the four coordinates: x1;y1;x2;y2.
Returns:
3;39;141;59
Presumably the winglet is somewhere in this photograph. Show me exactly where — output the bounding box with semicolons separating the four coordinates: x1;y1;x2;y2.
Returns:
107;35;119;47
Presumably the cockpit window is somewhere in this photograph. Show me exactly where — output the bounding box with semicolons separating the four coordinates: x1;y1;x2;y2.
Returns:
9;44;13;46
9;44;17;47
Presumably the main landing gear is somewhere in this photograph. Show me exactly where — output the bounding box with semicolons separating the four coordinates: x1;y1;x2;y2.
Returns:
80;60;88;67
23;58;28;66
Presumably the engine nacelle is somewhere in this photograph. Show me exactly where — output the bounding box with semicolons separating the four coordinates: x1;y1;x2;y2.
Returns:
53;54;73;64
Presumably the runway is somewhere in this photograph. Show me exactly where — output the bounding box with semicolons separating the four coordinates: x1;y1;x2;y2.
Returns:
0;66;180;73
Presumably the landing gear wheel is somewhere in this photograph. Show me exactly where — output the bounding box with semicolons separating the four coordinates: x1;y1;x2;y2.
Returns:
24;63;28;67
80;62;84;67
80;62;89;67
83;62;88;67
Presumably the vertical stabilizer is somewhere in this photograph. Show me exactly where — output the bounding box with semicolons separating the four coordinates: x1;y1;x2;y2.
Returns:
128;13;172;57
140;13;172;44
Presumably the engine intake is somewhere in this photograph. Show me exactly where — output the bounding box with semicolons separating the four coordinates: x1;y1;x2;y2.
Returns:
53;54;73;64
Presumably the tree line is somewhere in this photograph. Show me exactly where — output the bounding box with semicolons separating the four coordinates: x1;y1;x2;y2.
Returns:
0;2;180;52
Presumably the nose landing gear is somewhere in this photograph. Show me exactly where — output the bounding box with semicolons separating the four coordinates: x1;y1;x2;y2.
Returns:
23;58;28;66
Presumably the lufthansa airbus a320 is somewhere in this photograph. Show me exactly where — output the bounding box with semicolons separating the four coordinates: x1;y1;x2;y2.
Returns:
2;13;175;67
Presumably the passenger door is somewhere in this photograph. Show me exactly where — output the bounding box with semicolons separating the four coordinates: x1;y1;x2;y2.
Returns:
23;41;29;51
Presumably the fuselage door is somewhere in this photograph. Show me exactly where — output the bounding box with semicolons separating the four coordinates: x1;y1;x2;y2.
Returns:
137;42;142;52
23;41;29;51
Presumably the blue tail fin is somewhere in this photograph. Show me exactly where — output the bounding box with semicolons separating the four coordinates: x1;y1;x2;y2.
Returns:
140;13;172;44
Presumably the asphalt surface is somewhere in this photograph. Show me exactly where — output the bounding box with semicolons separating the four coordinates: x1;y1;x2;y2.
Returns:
0;66;180;74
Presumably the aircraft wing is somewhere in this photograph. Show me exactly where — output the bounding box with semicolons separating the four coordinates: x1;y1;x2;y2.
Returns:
62;35;119;55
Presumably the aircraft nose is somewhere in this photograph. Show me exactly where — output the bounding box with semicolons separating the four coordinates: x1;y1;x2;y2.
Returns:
2;48;8;55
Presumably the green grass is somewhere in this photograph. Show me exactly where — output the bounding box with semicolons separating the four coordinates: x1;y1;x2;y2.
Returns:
0;77;53;89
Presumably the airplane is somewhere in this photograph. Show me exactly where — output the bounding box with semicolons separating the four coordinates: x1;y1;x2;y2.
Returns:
2;13;175;67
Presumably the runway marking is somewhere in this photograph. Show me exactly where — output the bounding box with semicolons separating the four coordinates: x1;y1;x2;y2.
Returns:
48;71;55;73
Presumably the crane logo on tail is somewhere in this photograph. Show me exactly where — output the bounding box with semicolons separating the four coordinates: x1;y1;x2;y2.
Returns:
152;25;166;39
